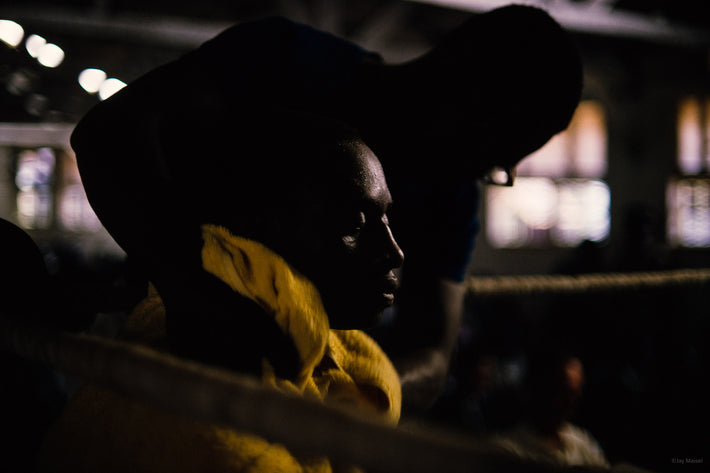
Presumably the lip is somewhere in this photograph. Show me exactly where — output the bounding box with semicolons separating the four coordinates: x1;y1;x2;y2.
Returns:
380;273;399;292
376;275;398;307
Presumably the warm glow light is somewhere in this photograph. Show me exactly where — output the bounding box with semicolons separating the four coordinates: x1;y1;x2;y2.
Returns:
37;43;64;68
486;177;610;248
0;19;24;47
486;186;529;248
572;101;607;178
553;179;610;246
678;97;703;174
25;34;46;58
78;68;107;94
486;178;559;248
98;78;127;100
486;99;611;248
517;132;570;178
514;178;558;229
518;100;608;179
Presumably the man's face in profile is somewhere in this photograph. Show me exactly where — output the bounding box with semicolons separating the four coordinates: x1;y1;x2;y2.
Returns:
291;141;404;330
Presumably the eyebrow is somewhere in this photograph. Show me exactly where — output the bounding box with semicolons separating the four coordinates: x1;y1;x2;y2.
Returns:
361;190;392;215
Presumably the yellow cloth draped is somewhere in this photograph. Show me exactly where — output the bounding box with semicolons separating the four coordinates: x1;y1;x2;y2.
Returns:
200;224;330;390
37;224;400;472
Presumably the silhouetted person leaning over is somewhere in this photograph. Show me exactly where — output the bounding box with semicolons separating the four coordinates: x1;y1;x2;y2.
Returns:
70;4;583;414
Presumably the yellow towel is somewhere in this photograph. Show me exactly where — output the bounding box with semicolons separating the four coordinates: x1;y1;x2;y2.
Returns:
200;224;330;390
38;224;400;472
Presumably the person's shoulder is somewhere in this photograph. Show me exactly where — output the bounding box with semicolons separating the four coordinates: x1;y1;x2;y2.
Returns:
562;422;610;466
562;423;601;446
489;423;557;465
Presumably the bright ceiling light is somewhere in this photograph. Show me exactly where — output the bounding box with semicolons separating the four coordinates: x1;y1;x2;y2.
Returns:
37;43;64;68
78;68;107;94
98;78;127;100
25;34;46;58
0;19;24;47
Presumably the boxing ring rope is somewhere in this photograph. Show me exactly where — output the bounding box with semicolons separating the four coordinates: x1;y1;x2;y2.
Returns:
4;267;704;472
467;267;710;297
0;315;524;473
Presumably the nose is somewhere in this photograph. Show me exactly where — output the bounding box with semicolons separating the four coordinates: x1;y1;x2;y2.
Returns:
379;221;404;270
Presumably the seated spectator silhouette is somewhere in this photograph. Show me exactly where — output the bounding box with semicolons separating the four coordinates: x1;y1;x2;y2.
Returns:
37;108;404;473
0;218;67;473
491;349;609;469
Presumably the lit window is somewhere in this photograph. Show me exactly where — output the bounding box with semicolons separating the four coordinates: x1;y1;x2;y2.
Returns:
552;179;610;246
668;96;710;247
486;100;610;248
667;179;710;247
15;148;55;230
11;147;102;233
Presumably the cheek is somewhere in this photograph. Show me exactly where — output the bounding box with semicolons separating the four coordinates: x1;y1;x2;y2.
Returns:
315;240;364;289
300;235;356;287
341;235;357;250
